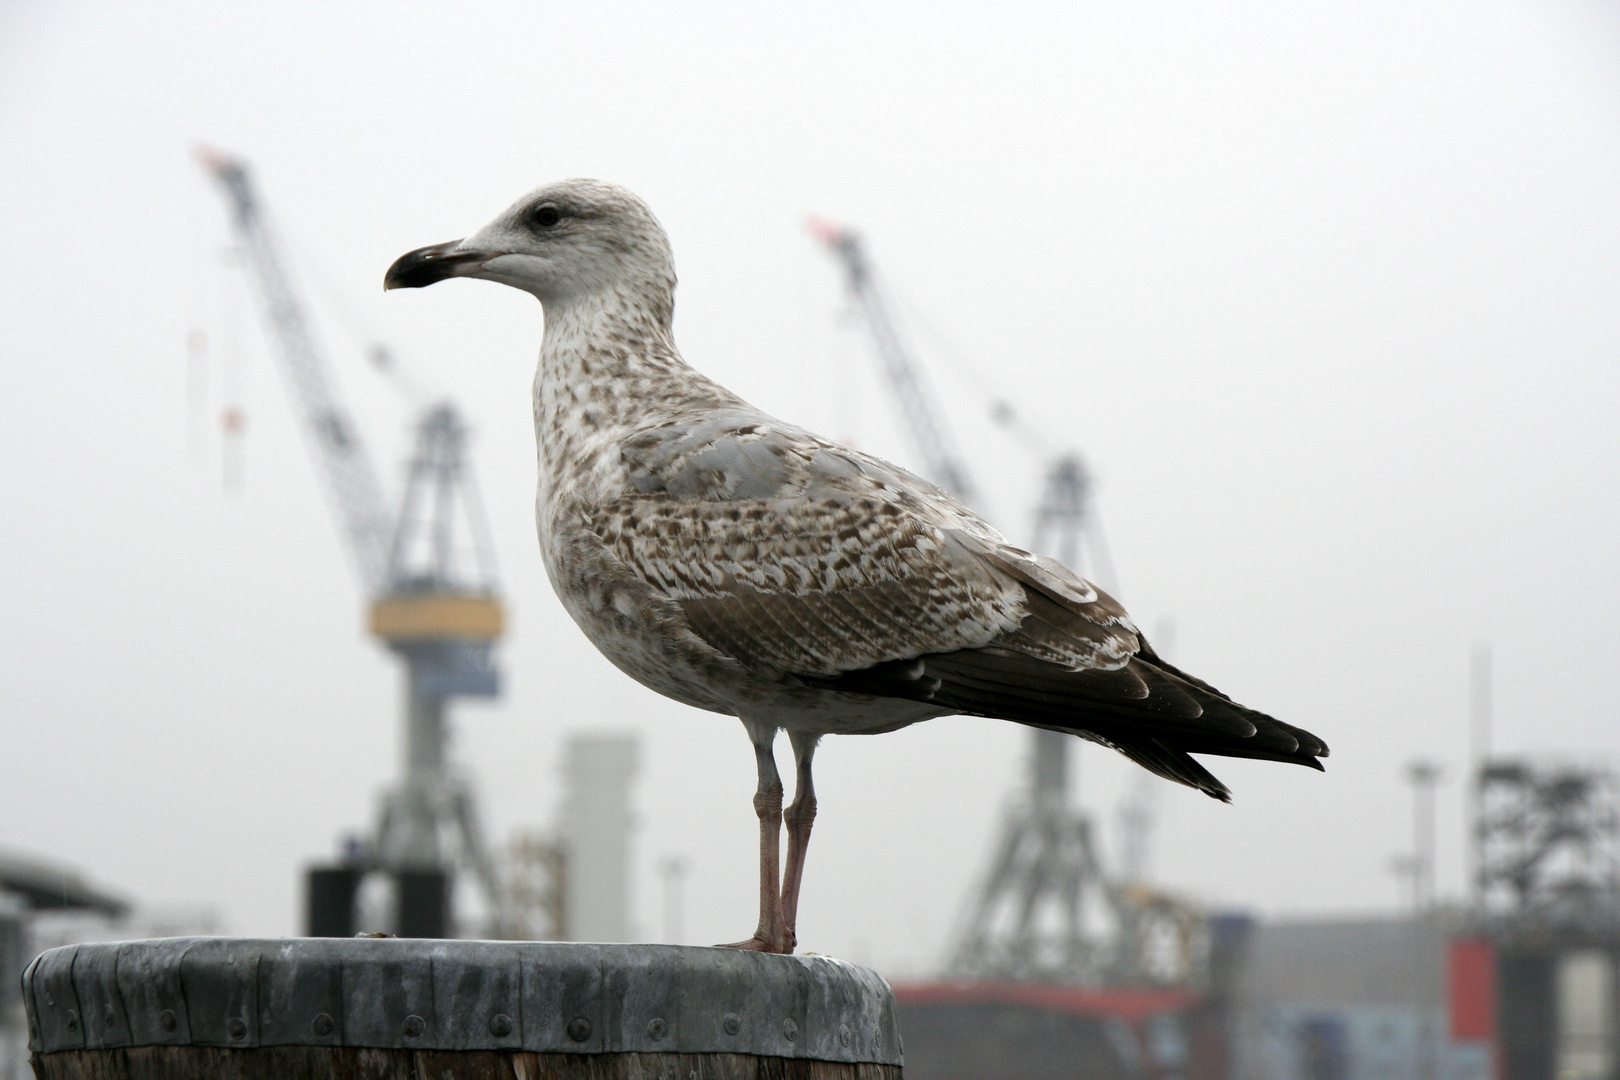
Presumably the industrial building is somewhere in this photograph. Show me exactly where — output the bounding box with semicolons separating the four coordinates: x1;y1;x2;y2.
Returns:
893;757;1619;1080
1232;914;1479;1080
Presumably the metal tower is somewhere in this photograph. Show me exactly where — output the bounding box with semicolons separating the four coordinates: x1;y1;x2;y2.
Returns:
949;729;1118;982
1030;453;1090;570
367;403;503;927
1477;759;1620;932
198;148;505;936
809;218;1120;982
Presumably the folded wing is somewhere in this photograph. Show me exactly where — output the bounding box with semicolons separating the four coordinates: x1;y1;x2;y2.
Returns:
600;414;1328;801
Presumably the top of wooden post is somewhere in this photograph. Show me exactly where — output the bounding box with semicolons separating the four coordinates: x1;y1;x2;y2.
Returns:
24;938;902;1066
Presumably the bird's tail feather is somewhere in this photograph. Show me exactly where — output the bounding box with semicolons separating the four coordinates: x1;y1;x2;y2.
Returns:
1103;734;1233;802
808;645;1327;803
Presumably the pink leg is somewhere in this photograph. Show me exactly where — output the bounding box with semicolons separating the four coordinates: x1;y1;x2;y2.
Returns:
779;733;820;946
718;731;793;953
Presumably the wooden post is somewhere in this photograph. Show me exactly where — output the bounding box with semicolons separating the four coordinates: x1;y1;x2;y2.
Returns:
23;938;903;1079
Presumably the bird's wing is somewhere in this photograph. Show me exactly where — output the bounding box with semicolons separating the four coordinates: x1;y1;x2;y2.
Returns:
609;413;1328;800
604;410;1136;677
620;407;988;530
592;491;1032;677
809;528;1329;801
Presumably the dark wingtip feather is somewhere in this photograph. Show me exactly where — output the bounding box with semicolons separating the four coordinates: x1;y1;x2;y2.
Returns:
808;637;1329;797
1108;735;1234;802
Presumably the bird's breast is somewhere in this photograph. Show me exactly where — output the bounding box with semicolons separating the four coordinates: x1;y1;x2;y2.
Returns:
532;491;750;716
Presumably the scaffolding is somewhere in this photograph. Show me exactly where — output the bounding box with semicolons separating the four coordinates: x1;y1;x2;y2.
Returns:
1477;759;1620;932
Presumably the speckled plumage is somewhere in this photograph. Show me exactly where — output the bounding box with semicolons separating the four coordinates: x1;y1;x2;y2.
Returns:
386;179;1327;952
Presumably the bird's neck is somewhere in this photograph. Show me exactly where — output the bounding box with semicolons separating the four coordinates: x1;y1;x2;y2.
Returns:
539;284;678;374
533;286;742;505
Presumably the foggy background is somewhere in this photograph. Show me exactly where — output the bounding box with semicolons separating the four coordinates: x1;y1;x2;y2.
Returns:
1;1;1615;975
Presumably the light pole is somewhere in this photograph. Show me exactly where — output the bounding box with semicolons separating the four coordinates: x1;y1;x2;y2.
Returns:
1405;759;1443;1080
1406;761;1442;913
1468;644;1492;907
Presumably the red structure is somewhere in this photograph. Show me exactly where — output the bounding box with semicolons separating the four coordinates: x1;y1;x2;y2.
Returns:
1448;936;1498;1042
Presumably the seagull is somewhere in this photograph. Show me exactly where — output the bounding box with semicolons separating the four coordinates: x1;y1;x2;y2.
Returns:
385;180;1327;954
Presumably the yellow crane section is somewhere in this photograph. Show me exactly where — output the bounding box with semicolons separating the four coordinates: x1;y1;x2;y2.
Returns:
369;594;504;643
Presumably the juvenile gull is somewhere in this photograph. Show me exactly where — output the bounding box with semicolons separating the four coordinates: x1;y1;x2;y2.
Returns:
385;180;1328;954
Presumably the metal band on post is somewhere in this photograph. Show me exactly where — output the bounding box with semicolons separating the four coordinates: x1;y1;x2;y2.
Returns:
24;938;903;1078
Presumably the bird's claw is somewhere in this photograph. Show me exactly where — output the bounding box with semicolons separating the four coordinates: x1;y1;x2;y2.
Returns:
715;930;795;954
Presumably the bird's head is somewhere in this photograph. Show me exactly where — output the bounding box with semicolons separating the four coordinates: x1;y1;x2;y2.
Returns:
385;179;676;313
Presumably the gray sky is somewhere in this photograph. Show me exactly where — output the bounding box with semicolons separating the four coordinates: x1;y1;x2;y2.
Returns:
1;1;1616;973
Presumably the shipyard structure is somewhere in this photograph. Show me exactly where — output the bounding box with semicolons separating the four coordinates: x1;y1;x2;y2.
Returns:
889;753;1617;1080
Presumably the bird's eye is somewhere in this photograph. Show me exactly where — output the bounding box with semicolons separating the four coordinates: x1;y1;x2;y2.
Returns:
533;205;561;228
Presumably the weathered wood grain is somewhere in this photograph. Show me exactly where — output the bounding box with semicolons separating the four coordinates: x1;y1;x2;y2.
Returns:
31;1048;902;1080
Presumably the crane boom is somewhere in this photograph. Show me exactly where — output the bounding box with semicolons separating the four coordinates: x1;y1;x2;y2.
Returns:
808;218;980;505
197;147;508;937
198;147;393;593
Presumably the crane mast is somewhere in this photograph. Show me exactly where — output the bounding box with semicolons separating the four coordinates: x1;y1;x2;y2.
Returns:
198;148;505;937
1030;452;1091;576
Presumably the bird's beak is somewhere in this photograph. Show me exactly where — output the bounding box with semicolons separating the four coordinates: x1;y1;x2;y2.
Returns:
384;240;499;290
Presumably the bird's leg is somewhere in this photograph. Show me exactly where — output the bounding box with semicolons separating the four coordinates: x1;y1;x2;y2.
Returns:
718;726;792;953
779;732;820;945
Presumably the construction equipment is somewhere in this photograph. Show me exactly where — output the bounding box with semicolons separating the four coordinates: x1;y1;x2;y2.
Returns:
197;148;504;937
1477;759;1620;931
806;218;980;505
810;218;1153;984
993;404;1116;590
947;728;1117;983
808;217;1111;584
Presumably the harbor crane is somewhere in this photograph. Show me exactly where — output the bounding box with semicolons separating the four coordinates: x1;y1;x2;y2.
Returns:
809;216;1108;979
805;218;980;506
806;217;1103;579
810;218;1193;986
198;148;504;937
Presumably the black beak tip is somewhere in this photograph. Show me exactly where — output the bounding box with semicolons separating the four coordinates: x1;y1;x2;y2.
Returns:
383;252;428;290
383;241;479;291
